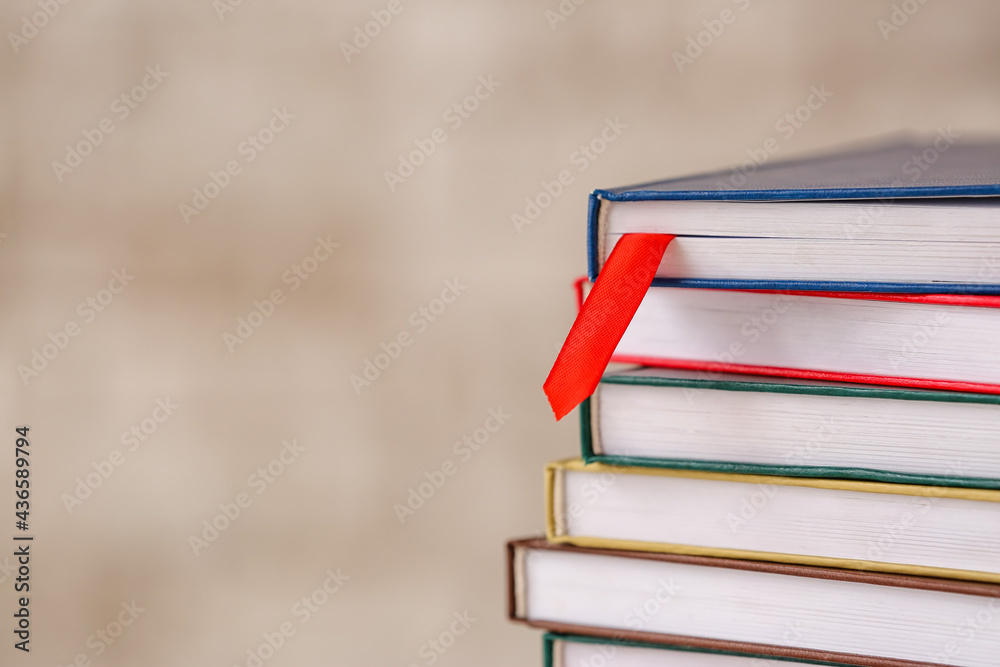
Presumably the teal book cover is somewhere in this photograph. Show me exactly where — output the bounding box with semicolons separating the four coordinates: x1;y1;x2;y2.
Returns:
583;369;1000;489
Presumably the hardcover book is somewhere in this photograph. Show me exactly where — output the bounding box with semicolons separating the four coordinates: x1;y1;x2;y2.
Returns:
545;633;859;667
608;285;1000;395
583;367;1000;488
588;138;1000;293
509;538;1000;667
527;138;1000;666
544;459;1000;582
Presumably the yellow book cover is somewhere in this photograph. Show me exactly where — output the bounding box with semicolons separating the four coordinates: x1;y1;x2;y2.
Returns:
545;458;1000;583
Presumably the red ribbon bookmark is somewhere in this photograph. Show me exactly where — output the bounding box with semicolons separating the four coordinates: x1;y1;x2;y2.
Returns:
543;233;675;420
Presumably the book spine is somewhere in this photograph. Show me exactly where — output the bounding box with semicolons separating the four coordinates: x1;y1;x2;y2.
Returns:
587;192;600;281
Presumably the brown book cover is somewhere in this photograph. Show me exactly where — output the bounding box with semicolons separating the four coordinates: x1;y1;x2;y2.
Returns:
507;538;1000;667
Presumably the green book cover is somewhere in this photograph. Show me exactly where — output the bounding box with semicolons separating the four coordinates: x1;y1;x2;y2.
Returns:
581;370;1000;489
544;633;858;667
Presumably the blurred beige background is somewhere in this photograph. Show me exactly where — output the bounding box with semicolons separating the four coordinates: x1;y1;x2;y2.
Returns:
1;0;999;664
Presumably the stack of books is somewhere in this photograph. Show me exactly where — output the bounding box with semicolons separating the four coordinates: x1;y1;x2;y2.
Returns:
507;139;1000;667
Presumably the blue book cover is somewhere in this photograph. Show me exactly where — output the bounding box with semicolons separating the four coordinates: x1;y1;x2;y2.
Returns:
587;136;1000;293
